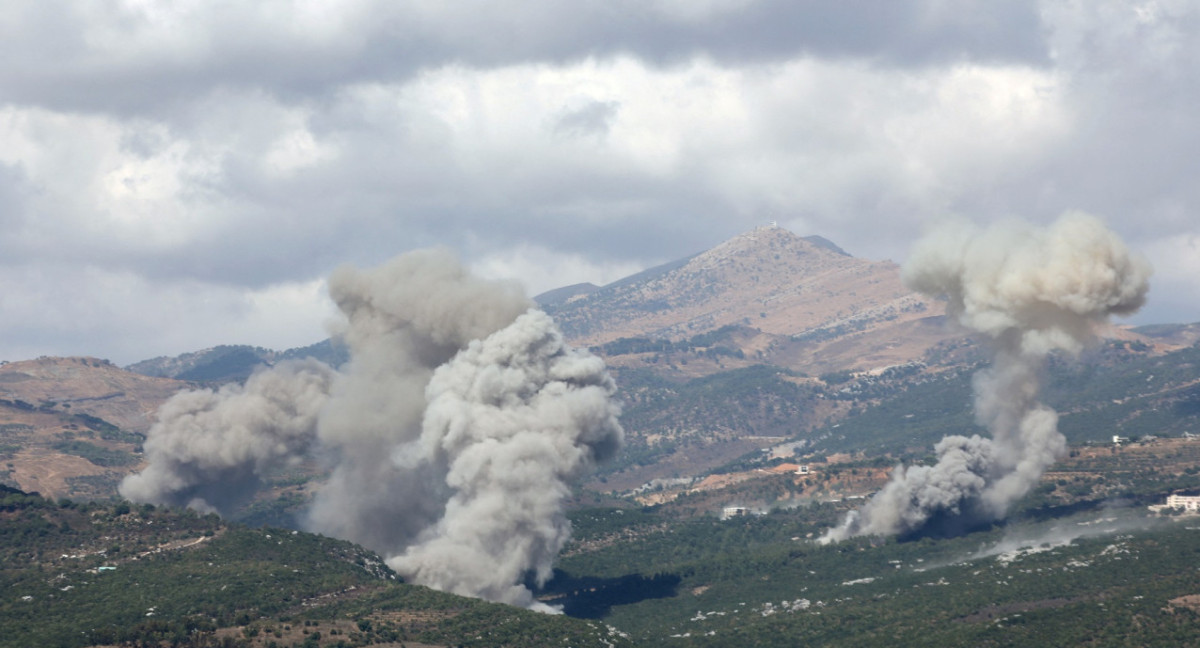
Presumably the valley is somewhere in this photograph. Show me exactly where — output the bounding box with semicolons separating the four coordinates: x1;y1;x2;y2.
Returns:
2;226;1199;646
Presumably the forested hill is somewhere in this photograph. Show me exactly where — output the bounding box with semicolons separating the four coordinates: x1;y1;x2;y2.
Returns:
0;486;628;648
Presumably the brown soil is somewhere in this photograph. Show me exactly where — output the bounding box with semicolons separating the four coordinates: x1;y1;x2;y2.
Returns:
1168;594;1200;612
8;448;114;499
0;356;188;433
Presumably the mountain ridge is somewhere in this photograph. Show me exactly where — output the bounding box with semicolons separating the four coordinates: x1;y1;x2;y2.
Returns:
544;226;936;342
541;225;947;376
125;339;348;382
3;227;1191;502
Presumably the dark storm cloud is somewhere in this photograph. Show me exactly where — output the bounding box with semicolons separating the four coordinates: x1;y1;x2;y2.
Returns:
0;1;1047;115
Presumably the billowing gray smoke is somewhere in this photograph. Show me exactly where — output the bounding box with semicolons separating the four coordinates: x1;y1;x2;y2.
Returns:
119;249;624;610
821;213;1150;543
390;310;622;610
304;249;534;555
118;360;335;514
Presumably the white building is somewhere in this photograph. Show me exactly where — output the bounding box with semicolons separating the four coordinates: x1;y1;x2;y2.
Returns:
1167;494;1200;511
722;506;749;519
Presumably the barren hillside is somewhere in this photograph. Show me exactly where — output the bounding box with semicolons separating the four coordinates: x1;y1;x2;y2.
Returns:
0;357;188;499
548;225;938;343
542;226;950;375
0;356;187;433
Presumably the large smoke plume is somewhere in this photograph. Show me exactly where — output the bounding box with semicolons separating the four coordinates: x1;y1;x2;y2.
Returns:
119;249;623;610
391;310;622;609
822;213;1150;543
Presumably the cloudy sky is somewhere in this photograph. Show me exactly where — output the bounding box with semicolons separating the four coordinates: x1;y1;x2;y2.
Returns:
2;0;1198;364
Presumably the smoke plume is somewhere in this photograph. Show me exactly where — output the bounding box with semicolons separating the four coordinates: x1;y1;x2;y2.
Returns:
822;212;1150;543
119;249;623;610
390;310;622;609
304;249;533;555
118;359;335;514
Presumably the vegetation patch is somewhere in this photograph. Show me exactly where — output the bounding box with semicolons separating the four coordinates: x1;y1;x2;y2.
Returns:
51;440;137;467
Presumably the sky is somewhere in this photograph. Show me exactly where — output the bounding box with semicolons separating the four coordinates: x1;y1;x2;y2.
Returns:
1;0;1198;365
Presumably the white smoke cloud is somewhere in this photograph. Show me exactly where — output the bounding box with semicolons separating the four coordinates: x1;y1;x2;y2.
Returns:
118;359;336;514
390;310;622;609
822;212;1151;542
304;248;534;554
119;249;623;610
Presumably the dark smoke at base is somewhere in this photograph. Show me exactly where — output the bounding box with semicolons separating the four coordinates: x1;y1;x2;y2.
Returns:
821;213;1150;543
119;249;623;611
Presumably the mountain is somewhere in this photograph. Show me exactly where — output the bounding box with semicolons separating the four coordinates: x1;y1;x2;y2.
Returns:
0;357;191;500
541;225;949;376
126;339;349;383
543;225;933;344
533;282;600;307
530;227;1200;492
0;357;183;434
1132;322;1200;347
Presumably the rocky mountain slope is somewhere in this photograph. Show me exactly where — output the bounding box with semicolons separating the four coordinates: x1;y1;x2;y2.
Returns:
0;357;189;499
0;357;184;433
0;357;191;499
545;225;937;343
541;225;949;376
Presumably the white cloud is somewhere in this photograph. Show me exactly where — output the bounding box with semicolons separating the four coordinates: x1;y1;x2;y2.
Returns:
0;106;225;257
0;0;1197;362
1137;233;1200;325
470;244;646;297
0;263;334;365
